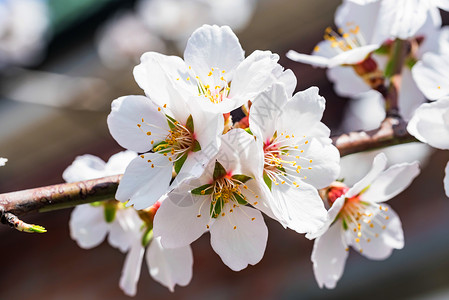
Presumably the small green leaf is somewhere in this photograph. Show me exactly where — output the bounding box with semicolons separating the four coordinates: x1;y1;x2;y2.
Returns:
213;160;227;181
25;224;47;233
104;202;117;223
263;173;272;191
191;184;213;195
233;192;248;205
191;140;201;152
231;174;252;184
186;114;194;133
174;152;188;174
141;227;153;247
210;198;223;218
165;114;177;130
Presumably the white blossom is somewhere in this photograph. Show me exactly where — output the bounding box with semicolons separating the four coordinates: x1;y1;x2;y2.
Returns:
0;157;7;167
133;24;291;115
154;129;270;271
65;152;193;295
408;98;449;197
309;153;420;289
248;83;340;234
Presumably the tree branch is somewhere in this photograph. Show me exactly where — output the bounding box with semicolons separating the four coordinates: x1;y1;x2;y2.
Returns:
0;114;420;230
332;116;418;157
0;175;121;218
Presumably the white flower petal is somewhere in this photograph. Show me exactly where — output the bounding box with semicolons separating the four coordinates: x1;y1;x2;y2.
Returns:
184;25;244;79
0;157;8;167
119;241;145;297
335;0;381;44
133;51;192;106
286;50;330;68
107;95;169;153
375;0;429;41
326;66;370;97
108;208;143;253
218;128;261;176
306;195;346;240
407;98;449;150
444;161;449;198
250;82;289;142
412;53;449;101
230;50;280;104
104;150;138;176
398;67;425;121
350;204;404;260
346;153;388;198
329;44;380;67
62;155;106;183
153;187;209;249
277;68;297;97
311;220;348;289
269;182;327;234
69;205;109;249
116;153;173;210
278;86;327;138
361;161;420;203
147;237;193;292
210;205;268;271
286;139;341;189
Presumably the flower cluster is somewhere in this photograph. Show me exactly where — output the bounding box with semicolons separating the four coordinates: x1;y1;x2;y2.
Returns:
66;9;436;292
103;24;341;290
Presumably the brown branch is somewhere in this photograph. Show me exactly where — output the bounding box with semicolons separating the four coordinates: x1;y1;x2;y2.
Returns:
0;175;121;217
332;116;418;157
0;115;420;231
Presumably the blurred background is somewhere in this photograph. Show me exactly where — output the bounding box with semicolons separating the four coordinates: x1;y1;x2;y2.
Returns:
1;0;449;299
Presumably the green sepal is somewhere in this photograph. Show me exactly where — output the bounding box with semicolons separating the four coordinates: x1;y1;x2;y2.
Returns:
104;202;117;223
174;152;188;174
191;183;213;195
90;201;102;207
210;198;222;218
165;114;177;130
244;127;253;135
191;140;201;152
231;174;252;184
384;60;394;78
152;140;171;153
141;227;153;247
405;56;417;69
374;44;390;55
213;160;227;181
186;114;194;133
342;218;348;231
263;173;272;191
233;192;248;205
277;166;286;176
